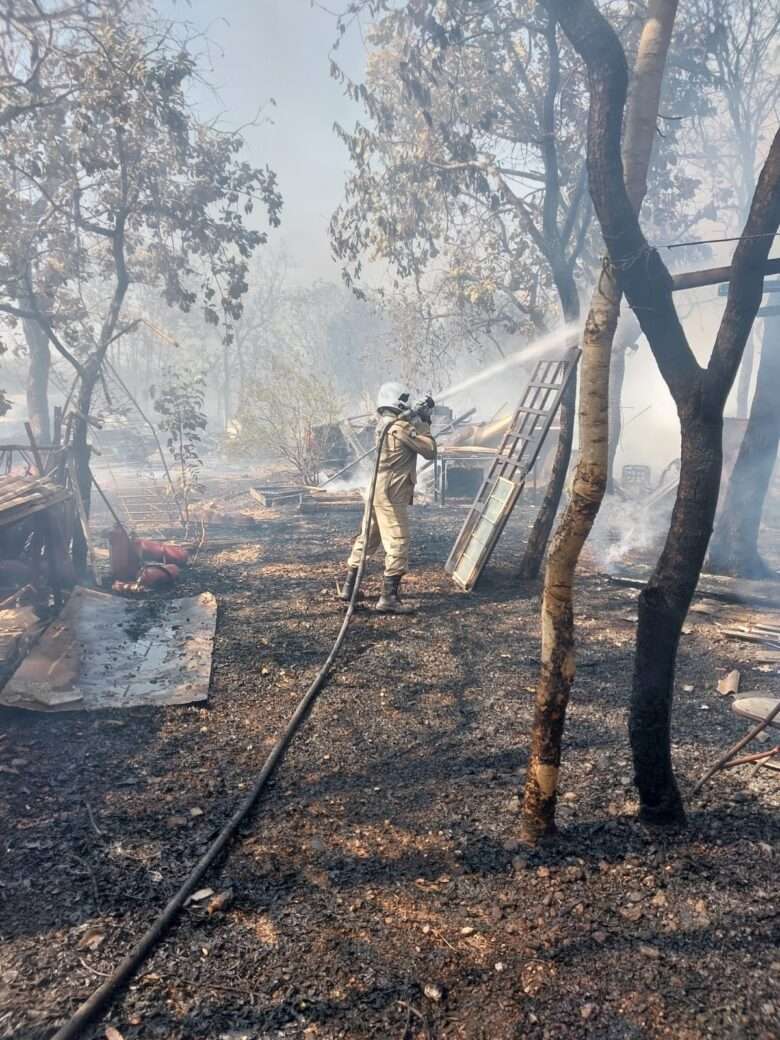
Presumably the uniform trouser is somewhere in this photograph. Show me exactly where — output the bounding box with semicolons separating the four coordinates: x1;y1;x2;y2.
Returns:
347;497;410;577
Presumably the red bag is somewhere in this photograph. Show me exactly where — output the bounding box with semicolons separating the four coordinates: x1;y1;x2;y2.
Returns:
138;563;181;588
134;539;189;566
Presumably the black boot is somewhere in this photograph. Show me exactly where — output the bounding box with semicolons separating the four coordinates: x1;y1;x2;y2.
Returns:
337;567;364;602
375;574;415;614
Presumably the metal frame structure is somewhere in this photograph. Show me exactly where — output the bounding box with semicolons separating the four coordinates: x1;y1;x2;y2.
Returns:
445;346;580;591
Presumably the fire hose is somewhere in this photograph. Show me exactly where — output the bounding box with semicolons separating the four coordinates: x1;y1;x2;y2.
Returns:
52;412;420;1040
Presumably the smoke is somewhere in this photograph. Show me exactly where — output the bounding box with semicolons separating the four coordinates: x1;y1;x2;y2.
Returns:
318;472;373;495
589;495;673;573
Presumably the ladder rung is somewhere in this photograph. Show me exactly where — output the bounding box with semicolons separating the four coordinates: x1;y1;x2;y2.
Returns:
502;429;544;448
513;406;553;422
503;431;534;443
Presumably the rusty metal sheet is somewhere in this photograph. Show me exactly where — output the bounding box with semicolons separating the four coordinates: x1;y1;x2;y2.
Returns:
0;586;217;711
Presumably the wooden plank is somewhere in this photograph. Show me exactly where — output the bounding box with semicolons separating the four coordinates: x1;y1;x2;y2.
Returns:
67;458;98;581
298;498;364;514
0;489;71;529
609;569;780;609
672;256;780;292
249;486;304;507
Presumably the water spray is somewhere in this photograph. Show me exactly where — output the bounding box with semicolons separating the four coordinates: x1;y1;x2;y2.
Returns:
318;324;581;490
436;323;581;403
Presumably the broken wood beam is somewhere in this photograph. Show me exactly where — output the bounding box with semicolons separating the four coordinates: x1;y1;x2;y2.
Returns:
0;584;35;611
672;256;780;292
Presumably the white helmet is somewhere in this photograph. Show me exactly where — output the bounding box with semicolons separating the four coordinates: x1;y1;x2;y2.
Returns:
376;380;411;414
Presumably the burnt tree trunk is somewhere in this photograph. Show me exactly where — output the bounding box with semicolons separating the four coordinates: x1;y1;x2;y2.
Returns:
631;403;722;822
518;377;576;580
522;0;677;841
522;264;620;839
19;270;52;444
708;313;780;577
516;18;581;583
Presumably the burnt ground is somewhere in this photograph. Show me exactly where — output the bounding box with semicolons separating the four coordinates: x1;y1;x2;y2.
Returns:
1;496;779;1040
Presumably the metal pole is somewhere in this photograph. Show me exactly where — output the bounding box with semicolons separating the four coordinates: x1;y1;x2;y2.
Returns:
693;698;780;794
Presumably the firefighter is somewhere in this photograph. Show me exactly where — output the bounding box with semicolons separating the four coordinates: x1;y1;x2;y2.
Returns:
339;382;436;613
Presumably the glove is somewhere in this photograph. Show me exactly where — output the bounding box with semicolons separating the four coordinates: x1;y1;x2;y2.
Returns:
415;395;435;424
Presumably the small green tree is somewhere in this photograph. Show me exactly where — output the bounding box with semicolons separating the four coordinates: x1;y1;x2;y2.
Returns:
151;368;207;527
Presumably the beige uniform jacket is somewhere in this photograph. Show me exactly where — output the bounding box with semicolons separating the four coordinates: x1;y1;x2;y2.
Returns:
374;416;436;504
347;416;436;577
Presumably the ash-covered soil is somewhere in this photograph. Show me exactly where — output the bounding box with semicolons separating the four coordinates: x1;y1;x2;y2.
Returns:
1;497;779;1040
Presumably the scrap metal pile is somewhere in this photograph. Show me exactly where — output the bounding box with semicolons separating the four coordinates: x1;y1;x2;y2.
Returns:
0;427;217;714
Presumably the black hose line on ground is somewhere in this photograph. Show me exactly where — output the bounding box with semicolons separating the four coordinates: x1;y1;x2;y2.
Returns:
52;419;402;1040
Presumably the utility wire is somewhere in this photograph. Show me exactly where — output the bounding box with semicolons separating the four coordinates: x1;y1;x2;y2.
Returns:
666;231;780;250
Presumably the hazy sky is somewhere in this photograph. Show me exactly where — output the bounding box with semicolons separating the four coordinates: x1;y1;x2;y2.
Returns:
158;0;367;281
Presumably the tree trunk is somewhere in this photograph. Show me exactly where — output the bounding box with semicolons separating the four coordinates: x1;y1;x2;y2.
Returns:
18;260;52;445
522;266;619;839
71;367;97;575
547;0;780;828
521;0;677;842
607;309;642;493
223;341;231;431
607;341;625;493
23;315;51;445
630;405;721;823
517;376;576;580
517;269;579;580
735;332;755;419
708;314;780;577
516;21;580;584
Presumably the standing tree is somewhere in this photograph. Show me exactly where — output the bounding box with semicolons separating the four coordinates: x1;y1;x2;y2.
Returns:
689;0;780;578
548;0;780;824
331;0;704;576
230;356;343;485
228;249;290;420
0;18;281;568
521;0;679;842
152;367;207;528
708;312;780;577
0;0;119;428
